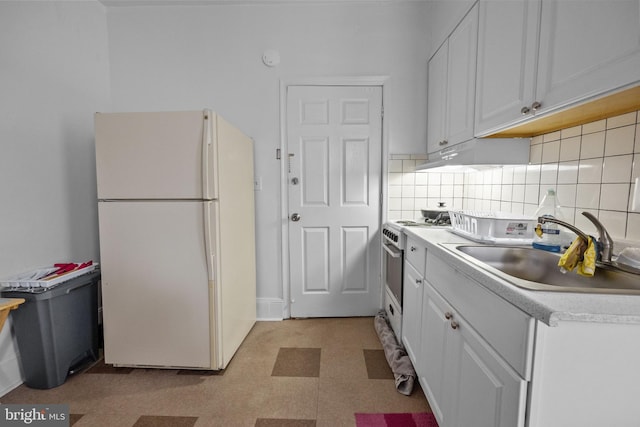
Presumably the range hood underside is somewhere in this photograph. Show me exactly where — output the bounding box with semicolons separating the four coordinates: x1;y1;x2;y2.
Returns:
415;138;530;171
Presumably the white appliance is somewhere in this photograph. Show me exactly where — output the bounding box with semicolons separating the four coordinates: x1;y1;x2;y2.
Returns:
95;110;256;370
382;218;452;340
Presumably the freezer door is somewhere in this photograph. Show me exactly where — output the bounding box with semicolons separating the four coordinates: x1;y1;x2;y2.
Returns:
99;200;216;369
95;110;217;200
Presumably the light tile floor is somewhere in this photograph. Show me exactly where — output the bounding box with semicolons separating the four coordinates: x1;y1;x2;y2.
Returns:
1;318;431;426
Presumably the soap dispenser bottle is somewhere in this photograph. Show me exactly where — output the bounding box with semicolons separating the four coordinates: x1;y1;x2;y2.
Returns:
533;188;564;252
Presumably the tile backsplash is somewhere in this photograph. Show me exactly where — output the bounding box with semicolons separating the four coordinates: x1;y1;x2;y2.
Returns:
388;110;640;242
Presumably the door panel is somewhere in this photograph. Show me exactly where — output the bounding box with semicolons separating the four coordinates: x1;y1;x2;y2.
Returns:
301;137;329;206
453;318;527;427
427;41;448;153
288;85;382;317
343;138;370;205
342;227;369;292
99;201;212;368
420;284;451;424
446;4;478;146
302;227;330;292
95;110;215;200
536;0;640;112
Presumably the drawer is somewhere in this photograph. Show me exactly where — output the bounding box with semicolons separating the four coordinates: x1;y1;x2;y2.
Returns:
406;237;426;274
426;251;534;379
384;287;402;340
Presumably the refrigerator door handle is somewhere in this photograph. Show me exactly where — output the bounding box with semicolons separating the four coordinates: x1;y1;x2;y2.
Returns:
202;109;214;200
203;202;215;281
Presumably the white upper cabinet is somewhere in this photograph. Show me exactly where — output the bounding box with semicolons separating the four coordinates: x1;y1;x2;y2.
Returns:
427;3;479;154
536;0;640;112
475;0;640;137
427;41;448;154
474;0;540;136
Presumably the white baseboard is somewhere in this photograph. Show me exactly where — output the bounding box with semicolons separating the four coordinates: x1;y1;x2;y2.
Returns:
256;298;284;321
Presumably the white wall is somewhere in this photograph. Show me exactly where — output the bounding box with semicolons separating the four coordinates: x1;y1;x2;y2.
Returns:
104;2;431;317
388;111;640;244
0;0;110;395
425;0;475;58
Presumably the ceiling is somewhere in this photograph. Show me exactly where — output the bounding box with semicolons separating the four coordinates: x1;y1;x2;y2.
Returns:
99;0;430;5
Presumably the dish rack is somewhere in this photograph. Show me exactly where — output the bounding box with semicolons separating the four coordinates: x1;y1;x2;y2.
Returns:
449;210;536;244
0;262;98;290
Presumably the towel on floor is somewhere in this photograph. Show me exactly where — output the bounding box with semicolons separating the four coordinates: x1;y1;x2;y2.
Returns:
374;310;416;396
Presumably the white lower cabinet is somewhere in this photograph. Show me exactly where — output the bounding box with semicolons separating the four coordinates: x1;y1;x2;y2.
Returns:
410;250;530;427
402;237;427;363
401;261;423;363
419;283;454;424
420;283;527;427
406;240;640;425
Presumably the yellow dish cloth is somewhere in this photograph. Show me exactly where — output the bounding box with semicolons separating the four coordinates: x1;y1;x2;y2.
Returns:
558;236;587;273
577;237;596;277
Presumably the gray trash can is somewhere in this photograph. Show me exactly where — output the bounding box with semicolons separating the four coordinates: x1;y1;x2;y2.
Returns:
2;271;100;389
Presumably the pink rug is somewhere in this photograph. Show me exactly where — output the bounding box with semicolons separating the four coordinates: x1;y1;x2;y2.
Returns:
355;412;439;427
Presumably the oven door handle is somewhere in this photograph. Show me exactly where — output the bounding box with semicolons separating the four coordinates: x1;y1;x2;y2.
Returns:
383;242;402;258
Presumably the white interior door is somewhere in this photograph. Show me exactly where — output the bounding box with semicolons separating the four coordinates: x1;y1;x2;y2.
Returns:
287;85;382;317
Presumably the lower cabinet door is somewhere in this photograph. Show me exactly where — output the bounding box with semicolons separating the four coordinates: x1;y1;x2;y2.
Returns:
419;283;453;425
402;261;423;365
450;312;528;427
420;283;527;427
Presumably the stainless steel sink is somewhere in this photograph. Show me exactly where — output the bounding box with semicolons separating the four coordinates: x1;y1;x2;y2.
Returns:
450;244;640;294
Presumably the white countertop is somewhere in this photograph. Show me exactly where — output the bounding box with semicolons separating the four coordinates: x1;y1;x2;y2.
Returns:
402;227;640;327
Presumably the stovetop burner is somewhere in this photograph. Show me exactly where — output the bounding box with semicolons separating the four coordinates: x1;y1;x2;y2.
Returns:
395;215;451;227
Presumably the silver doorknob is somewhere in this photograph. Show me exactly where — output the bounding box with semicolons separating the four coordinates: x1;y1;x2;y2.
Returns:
531;101;542;112
291;213;301;222
521;106;530;115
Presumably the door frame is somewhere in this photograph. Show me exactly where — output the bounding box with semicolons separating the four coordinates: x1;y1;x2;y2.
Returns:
279;76;390;319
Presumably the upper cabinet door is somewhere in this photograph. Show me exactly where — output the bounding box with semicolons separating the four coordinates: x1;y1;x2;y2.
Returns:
446;3;479;147
536;0;640;113
427;3;479;154
427;40;449;154
474;0;541;137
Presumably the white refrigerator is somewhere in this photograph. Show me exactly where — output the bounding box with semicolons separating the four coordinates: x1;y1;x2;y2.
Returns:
95;110;256;370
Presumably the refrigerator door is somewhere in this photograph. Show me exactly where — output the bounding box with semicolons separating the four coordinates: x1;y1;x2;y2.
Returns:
95;110;217;200
99;200;217;369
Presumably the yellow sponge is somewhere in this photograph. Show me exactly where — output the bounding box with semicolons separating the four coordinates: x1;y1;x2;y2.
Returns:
558;236;587;273
577;237;596;277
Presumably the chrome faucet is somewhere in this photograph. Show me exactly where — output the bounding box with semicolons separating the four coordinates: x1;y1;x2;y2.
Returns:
581;212;614;263
537;212;613;263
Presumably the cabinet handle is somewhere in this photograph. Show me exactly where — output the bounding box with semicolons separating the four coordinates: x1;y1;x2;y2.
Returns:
531;101;542;112
439;140;448;146
444;312;453;320
416;279;422;284
520;106;530;115
450;320;459;330
410;246;417;252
